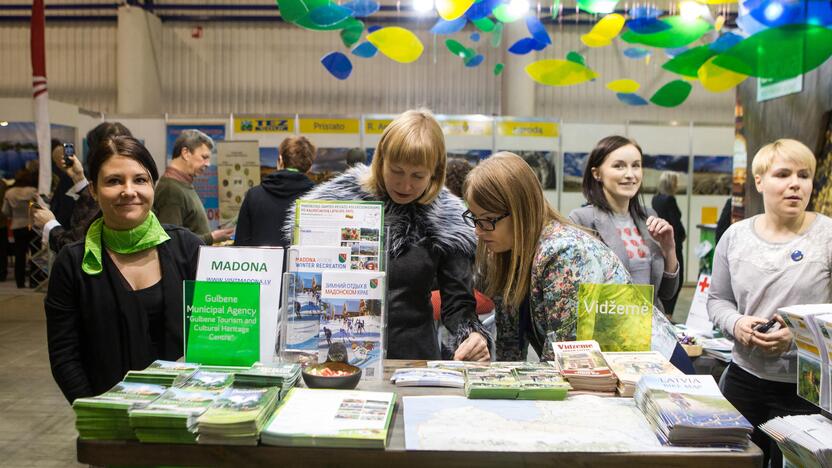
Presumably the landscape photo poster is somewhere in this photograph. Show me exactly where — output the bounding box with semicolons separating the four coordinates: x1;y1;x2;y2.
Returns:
576;284;654;352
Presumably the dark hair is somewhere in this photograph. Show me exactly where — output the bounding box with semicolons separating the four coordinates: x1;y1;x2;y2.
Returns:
345;148;366;167
172;129;214;159
445;157;473;198
86;122;132;156
13;169;38;188
582;135;647;220
51;138;63;152
279;136;316;173
88;136;159;186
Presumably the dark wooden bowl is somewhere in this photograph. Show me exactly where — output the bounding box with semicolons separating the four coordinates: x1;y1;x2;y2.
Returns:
301;362;362;390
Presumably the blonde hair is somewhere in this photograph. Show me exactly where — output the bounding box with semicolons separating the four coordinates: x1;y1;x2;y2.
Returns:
362;109;446;204
657;171;680;196
464;152;573;309
752;138;817;178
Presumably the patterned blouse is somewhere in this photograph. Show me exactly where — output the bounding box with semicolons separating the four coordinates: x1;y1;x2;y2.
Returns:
495;220;631;361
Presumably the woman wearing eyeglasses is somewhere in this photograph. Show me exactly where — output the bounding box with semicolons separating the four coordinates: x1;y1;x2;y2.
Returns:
286;109;490;361
463;152;630;360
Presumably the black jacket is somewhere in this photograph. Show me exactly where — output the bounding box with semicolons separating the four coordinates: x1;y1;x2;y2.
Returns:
45;225;201;403
235;170;314;247
284;166;490;359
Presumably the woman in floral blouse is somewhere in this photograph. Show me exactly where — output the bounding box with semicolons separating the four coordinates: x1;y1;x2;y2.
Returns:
463;152;630;361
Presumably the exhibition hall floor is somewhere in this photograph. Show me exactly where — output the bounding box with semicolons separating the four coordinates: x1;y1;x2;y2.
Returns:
0;280;694;467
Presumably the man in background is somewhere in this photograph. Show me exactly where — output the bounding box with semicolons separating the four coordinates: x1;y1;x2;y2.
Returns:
154;129;233;245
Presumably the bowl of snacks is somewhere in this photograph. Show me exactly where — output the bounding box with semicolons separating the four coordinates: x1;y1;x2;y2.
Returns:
301;362;362;390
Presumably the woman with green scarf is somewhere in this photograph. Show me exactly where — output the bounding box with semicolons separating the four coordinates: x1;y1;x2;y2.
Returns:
45;136;202;403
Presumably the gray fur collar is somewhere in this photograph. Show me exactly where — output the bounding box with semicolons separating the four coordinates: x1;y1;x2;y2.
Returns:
283;165;476;258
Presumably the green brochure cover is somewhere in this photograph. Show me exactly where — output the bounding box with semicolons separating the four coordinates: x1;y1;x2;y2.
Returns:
184;280;261;367
576;283;654;352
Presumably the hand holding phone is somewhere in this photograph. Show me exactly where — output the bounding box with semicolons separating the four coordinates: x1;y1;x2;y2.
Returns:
62;143;76;168
753;318;779;334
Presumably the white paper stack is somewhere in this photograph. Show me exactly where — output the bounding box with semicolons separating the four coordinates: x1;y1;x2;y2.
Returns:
760;414;832;468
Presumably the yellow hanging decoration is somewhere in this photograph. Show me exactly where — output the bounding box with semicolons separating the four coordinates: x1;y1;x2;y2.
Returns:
435;0;476;20
525;59;599;86
694;0;737;4
366;27;425;63
698;56;747;92
580;13;625;48
714;15;725;31
606;79;641;93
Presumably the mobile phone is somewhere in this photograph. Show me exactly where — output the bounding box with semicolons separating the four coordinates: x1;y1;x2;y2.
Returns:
62;143;75;168
754;318;778;333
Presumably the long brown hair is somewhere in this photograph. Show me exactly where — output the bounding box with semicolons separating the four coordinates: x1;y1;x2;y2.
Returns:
464;152;573;308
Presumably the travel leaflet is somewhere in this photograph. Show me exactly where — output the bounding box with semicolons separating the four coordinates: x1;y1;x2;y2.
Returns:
779;304;832;410
318;271;386;380
292;200;384;271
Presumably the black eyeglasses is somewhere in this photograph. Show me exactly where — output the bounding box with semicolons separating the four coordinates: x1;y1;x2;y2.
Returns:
462;210;510;231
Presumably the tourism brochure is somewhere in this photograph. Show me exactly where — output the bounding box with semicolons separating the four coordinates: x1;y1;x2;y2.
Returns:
261;388;396;449
634;374;752;448
390;368;465;388
123;360;200;387
178;370;235;393
513;366;571;400
196;386;281;446
425;360;493;370
552;340;618;393
813;313;832;412
233;362;301;391
779;304;832;410
576;284;654;352
316;270;385;380
292;200;384;271
760;414;832;467
603;351;683;397
128;387;221;444
183;280;261;367
283;245;357;367
73;382;168;440
464;367;521;399
195;246;285;364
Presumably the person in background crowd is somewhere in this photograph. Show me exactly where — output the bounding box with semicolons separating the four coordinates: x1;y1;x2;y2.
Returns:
0;176;8;282
235;135;316;247
153;129;233;245
715;197;733;246
2;169;38;288
708;138;830;468
651;171;687;317
464;152;631;360
445;158;473;199
345;148;367;168
285;109;490;361
32;122;132;253
569;136;679;318
45;136;202;403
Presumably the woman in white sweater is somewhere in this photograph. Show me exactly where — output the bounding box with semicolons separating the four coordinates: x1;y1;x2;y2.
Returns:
708;139;831;467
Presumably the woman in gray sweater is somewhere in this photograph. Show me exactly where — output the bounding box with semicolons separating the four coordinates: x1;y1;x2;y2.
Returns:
708;138;830;468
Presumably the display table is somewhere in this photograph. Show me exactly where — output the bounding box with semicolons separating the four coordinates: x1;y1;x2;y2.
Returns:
77;360;763;468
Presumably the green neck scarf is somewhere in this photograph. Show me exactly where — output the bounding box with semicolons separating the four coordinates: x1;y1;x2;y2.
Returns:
82;212;171;275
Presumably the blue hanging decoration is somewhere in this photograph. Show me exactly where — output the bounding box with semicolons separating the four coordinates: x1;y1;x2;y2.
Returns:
616;93;649;106
367;25;382;33
627;17;671;34
623;47;650;59
351;42;378;58
525;15;551;45
708;32;744;53
465;0;500;20
465;54;485;67
470;32;481;42
321;51;353;80
342;0;380;17
430;17;468;34
508;37;537;55
628;5;662;18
